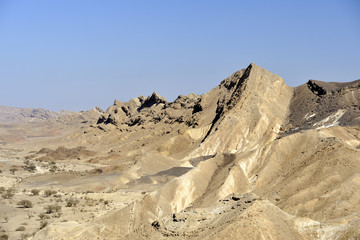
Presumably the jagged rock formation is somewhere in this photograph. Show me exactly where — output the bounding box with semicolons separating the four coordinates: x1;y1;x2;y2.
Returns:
6;63;360;239
96;91;202;128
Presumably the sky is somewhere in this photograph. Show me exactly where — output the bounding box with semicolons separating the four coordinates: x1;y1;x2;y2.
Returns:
0;0;359;111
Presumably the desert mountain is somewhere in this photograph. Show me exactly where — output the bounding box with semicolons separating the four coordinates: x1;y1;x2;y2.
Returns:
0;63;359;240
0;106;104;144
0;106;60;124
0;105;104;124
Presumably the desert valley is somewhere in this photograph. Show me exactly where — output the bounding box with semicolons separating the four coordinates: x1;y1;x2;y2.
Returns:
0;63;360;239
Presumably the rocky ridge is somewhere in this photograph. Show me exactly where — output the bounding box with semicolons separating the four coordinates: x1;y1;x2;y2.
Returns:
285;79;360;132
1;63;359;240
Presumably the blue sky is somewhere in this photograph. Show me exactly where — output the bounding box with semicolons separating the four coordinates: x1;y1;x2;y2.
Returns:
0;0;359;111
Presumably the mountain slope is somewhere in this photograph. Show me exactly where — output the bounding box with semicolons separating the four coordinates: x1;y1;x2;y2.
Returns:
4;63;360;240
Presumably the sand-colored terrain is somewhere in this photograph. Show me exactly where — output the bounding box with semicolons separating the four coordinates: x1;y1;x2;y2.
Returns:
0;63;359;239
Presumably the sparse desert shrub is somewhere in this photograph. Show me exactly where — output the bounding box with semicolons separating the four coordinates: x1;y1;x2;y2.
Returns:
53;212;62;218
31;189;40;196
0;170;2;173
93;168;103;174
1;188;14;199
44;190;56;197
9;168;17;174
48;162;58;172
44;189;52;197
49;166;58;172
0;187;5;193
39;221;48;229
17;200;33;208
20;233;32;239
38;213;50;220
16;226;25;231
27;164;36;171
44;204;61;214
24;160;36;172
0;234;8;240
3;216;8;223
53;194;62;198
65;198;79;207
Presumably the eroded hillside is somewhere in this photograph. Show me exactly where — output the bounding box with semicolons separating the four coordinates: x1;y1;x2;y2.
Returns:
0;63;359;240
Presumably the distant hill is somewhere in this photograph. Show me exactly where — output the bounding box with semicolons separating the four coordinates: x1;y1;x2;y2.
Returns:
0;105;60;124
0;105;104;124
0;105;104;144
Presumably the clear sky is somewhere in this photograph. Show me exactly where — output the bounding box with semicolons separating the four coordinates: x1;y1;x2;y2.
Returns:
0;0;359;111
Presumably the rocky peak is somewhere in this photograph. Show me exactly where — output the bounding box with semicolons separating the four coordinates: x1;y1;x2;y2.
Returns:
190;63;293;156
307;80;327;96
140;92;168;109
93;106;104;113
214;63;287;122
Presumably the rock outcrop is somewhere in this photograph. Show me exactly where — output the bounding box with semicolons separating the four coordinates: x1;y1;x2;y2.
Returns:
285;79;360;132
